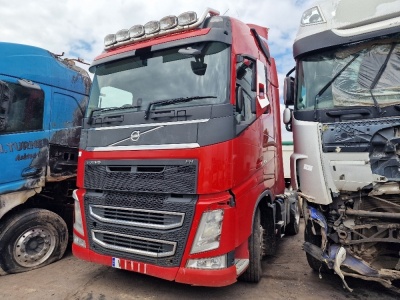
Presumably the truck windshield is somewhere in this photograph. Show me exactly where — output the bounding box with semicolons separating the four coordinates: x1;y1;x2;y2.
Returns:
86;41;230;118
296;40;400;111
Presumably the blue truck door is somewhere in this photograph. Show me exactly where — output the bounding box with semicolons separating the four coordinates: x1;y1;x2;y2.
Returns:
0;79;50;194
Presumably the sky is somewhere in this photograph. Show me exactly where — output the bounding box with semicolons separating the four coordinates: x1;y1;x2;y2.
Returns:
1;0;315;141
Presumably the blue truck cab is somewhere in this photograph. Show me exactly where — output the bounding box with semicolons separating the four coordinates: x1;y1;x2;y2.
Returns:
0;42;90;274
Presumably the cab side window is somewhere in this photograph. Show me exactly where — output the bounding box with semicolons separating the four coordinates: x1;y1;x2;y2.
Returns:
236;59;256;123
0;81;44;134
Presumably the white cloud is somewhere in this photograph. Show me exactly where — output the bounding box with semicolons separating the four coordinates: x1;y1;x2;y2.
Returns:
1;1;312;67
3;0;307;142
1;0;313;111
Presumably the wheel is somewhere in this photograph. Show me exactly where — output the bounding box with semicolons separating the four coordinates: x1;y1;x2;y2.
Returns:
304;220;330;273
0;208;68;274
285;200;300;235
240;208;263;282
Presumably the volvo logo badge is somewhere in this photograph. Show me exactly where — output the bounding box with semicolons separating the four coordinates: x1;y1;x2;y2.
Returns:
130;130;140;142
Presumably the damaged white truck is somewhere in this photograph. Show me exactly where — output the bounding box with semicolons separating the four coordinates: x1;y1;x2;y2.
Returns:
283;0;400;292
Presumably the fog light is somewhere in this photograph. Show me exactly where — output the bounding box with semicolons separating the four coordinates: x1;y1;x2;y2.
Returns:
187;254;227;270
73;233;86;248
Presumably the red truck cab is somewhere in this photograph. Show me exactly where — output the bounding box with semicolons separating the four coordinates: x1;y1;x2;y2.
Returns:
73;8;299;286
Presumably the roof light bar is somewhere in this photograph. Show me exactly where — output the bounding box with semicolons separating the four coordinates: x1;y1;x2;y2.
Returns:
104;7;220;50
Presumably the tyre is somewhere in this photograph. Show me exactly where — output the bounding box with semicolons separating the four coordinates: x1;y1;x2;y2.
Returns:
304;220;329;273
0;208;68;274
285;200;300;236
240;208;263;282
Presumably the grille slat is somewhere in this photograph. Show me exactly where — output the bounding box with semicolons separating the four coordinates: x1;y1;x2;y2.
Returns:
92;230;176;258
90;205;185;230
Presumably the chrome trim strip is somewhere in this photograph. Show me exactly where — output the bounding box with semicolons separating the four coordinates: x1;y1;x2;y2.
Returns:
91;230;177;258
89;205;185;230
109;126;164;147
87;143;200;151
91;119;209;131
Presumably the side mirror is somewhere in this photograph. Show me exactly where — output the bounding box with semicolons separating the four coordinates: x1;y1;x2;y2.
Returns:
283;107;293;132
236;59;251;80
283;76;295;106
191;60;207;76
0;80;11;131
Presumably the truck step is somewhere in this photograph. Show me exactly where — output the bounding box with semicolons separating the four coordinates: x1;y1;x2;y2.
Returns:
235;258;249;276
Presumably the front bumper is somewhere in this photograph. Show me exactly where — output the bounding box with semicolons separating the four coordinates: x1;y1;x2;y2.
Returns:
72;244;237;286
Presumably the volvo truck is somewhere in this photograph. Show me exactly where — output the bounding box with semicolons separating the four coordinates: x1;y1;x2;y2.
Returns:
73;8;299;286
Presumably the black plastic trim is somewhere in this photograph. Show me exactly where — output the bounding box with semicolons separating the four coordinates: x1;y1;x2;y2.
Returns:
294;25;400;58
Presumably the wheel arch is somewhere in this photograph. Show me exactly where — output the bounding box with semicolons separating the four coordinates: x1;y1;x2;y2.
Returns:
251;189;274;232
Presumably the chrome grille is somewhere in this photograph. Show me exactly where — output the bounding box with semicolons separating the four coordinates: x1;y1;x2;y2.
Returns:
92;230;176;258
84;191;197;266
89;205;185;230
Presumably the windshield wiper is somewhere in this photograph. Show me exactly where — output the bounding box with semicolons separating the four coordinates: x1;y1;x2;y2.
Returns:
88;104;141;124
368;43;396;115
144;96;217;120
314;54;359;120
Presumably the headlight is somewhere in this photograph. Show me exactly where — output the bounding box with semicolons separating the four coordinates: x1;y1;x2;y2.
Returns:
191;209;224;254
73;190;85;236
186;254;227;270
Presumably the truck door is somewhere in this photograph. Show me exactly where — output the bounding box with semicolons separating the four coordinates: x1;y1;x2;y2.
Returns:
256;59;276;187
0;79;49;194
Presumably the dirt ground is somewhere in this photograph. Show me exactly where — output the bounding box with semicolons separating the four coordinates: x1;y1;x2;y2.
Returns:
0;220;398;300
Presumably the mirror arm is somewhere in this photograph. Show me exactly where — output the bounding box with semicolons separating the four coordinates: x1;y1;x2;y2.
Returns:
286;66;295;77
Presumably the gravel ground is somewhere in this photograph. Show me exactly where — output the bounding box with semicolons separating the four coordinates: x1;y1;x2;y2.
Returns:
0;220;398;300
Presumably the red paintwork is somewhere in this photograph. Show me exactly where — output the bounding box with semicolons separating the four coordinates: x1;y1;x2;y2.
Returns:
74;16;285;287
73;243;237;286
